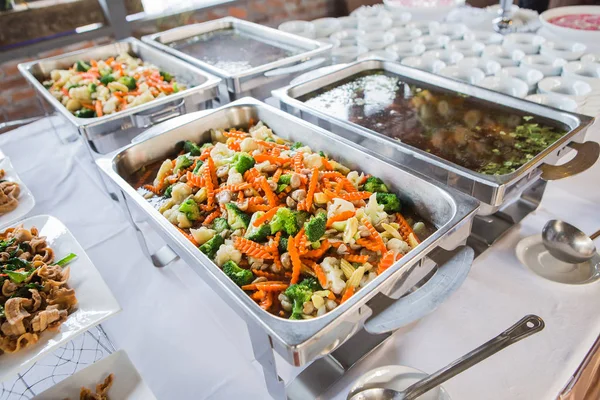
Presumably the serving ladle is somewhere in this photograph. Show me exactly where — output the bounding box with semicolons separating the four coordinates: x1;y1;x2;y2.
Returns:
542;220;600;264
348;315;544;400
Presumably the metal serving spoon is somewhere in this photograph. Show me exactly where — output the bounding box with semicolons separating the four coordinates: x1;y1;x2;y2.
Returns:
542;220;600;264
348;315;544;400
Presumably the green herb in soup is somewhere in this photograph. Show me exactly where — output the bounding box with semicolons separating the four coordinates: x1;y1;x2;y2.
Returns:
299;71;566;176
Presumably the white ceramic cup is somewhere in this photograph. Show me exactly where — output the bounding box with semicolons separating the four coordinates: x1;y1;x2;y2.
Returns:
521;54;567;76
478;76;529;98
278;20;316;39
337;16;357;30
502;33;546;55
357;31;396;50
540;41;587;61
389;27;422;42
458;57;502;75
407;20;439;35
331;29;362;47
429;23;470;40
482;45;526;67
525;93;578;112
463;30;503;45
581;53;600;64
401;56;447;74
538;76;592;96
445;40;485;57
440;66;485;84
312;18;342;38
386;42;427;60
413;34;451;50
331;45;368;63
562;61;600;83
422;49;464;65
496;66;544;91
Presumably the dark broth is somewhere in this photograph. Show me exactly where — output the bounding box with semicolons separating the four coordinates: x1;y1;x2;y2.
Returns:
168;28;301;74
299;70;567;175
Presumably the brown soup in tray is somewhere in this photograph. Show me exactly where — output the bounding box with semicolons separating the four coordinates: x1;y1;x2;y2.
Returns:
298;70;566;176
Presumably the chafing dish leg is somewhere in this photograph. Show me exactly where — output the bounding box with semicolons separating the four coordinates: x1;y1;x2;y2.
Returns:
246;321;287;400
79;132;119;201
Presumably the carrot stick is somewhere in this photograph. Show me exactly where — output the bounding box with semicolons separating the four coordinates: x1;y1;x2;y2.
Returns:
305;260;328;288
302;240;331;259
203;210;220;226
362;218;387;253
396;213;420;244
321;157;334;171
242;281;289;291
260;291;273;310
253;206;280;227
326;211;355;227
341;286;355;303
304;167;319;211
288;236;302;284
377;250;396;274
344;254;369;263
259;177;278;207
95;100;103;117
272;168;283;183
81;103;95;110
293;152;303;173
176;226;198;246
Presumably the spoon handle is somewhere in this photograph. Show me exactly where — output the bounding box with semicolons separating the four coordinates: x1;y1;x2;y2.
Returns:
590;230;600;240
403;315;544;400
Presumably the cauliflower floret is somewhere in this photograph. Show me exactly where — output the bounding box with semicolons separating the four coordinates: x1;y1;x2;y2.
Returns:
138;82;149;93
154;159;173;186
95;85;110;102
250;125;274;141
50;69;71;82
346;171;364;189
327;198;355;218
386;238;410;255
51;90;63;101
295;145;312;154
303;153;323;169
102;97;120;114
227;169;244;185
171;182;192;204
359;271;377;288
211;128;227;143
163;205;192;228
363;194;387;226
69;86;92;102
320;257;346;295
129;90;154;107
214;240;242;267
190;227;216;245
255;160;273;172
240;137;259;153
210;142;235;167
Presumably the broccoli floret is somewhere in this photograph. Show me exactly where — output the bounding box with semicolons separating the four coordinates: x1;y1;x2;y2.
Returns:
173;82;180;93
174;154;193;172
294;210;311;228
363;176;389;193
245;212;271;242
270;207;299;236
74;108;95;118
290;142;304;150
231;152;255;174
88;83;97;93
304;213;326;242
66;83;82;90
226;203;250;230
183;140;202;156
278;237;289;254
284;277;322;319
276;184;288;193
160;71;174;82
278;174;291;185
99;74;115;85
376;192;401;213
212;217;229;234
199;234;224;259
200;143;213;150
222;260;254;286
99;67;112;77
118;76;137;90
192;161;203;175
164;185;173;198
75;60;90;72
319;151;326;157
178;199;201;221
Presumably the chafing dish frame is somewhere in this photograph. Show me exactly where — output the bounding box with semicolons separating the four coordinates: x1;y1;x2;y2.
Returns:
141;17;332;101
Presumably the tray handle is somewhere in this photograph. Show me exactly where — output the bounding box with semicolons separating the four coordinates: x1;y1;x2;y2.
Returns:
131;99;186;129
540;141;600;181
131;109;214;144
363;246;474;335
264;58;327;78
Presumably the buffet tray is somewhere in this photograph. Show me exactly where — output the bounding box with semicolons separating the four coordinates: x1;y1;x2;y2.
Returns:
141;17;332;100
97;97;479;367
19;37;221;154
272;60;597;215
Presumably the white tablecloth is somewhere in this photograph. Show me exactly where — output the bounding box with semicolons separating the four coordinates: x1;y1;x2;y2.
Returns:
1;113;599;400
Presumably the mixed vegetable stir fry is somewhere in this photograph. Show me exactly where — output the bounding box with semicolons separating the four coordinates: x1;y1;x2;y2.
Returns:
43;53;185;118
135;121;427;319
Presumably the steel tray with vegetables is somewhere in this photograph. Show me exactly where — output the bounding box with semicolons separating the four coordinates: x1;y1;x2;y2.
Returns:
132;121;428;319
43;53;186;118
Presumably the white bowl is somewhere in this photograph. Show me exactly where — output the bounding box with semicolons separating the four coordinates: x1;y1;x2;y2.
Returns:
538;76;592;96
521;54;567;76
407;20;439;35
445;40;485;57
358;16;393;31
278;20;316;39
357;32;396;50
389;27;423;42
562;61;600;82
312;17;342;38
331;45;368;63
337;16;357;29
358;50;399;61
440;66;485;84
502;33;546;55
463;30;503;45
525;93;578;112
331;29;362;46
540;41;587;61
482;45;526;67
540;6;600;41
429;23;469;40
478;76;529;98
458;57;502;75
496;66;544;88
413;34;450;50
386;42;427;60
422;49;464;65
581;53;600;63
401;56;447;73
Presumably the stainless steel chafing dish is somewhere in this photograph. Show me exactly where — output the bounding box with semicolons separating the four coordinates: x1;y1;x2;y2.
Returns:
97;98;479;399
272;60;598;253
141;17;332;101
19;37;221;155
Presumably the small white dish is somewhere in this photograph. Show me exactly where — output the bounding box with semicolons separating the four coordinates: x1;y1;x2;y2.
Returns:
358;15;393;31
0;215;120;382
413;34;450;50
525;93;578;112
0;157;35;227
463;30;503;45
337;16;357;29
422;49;464;65
349;365;450;400
482;45;526;67
562;61;600;82
496;66;544;88
358;50;399;61
401;56;447;73
458;57;502;75
386;42;427;60
521;54;567;76
440;66;485;84
33;350;156;400
278;20;316;39
502;33;546;55
429;23;469;40
538;76;592;96
311;17;342;38
389;27;423;42
357;31;396;50
331;29;361;47
581;53;600;64
478;76;529;98
407;20;439;35
540;6;600;41
540;41;587;61
516;234;600;285
389;10;412;26
445;40;485;57
331;45;368;63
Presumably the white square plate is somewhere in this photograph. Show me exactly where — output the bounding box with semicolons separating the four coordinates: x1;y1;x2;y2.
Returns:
33;350;156;400
0;215;120;382
0;157;35;227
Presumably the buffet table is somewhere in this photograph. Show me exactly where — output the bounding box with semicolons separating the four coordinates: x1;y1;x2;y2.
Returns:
1;105;598;399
